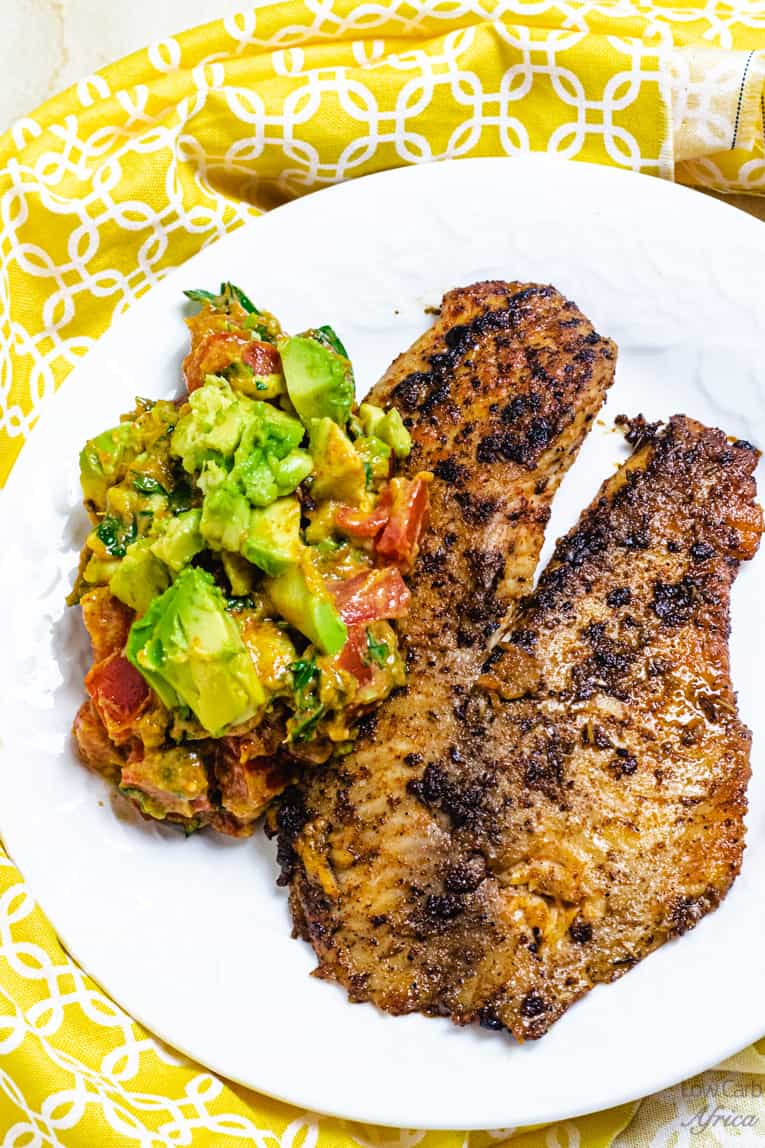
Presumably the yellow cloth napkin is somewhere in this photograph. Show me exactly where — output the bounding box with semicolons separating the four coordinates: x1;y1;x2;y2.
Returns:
1;2;764;1144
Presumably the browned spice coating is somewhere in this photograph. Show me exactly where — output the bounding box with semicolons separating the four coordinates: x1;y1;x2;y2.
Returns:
272;280;628;1023
280;405;762;1039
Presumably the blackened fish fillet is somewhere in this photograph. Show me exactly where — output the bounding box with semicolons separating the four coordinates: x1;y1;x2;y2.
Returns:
282;413;761;1039
271;279;617;1008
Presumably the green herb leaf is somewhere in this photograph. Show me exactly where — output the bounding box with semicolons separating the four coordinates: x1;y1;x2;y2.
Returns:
243;315;274;341
183;283;261;316
183;288;218;305
228;283;260;315
169;481;193;514
226;595;256;612
133;474;166;496
95;515;137;558
289;658;319;695
314;325;349;358
365;629;389;666
291;705;326;743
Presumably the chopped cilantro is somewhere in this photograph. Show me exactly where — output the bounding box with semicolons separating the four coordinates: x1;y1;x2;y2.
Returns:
183;288;217;305
226;595;256;612
133;473;166;496
365;629;389;666
168;482;193;514
314;325;348;358
291;705;326;743
184;282;260;315
290;658;319;696
95;515;136;558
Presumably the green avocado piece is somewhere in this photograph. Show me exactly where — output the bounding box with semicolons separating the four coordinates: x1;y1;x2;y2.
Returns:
150;509;204;573
309;417;366;504
353;434;391;487
280;334;354;427
229;403;310;506
242;497;302;576
79;423;141;510
233;442;310;506
171;375;248;474
110;539;171;613
358;402;412;459
267;558;347;655
221;551;256;597
254;402;306;452
126;566;264;735
271;449;313;494
83;555;122;587
200;478;251;553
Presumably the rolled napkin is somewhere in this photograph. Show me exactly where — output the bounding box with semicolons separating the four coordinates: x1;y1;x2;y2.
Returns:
672;44;765;190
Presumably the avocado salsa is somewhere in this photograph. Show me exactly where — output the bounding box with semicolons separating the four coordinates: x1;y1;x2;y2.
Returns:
70;282;430;836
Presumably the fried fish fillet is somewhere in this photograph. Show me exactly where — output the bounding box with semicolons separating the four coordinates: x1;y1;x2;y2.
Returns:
270;280;616;976
280;414;761;1039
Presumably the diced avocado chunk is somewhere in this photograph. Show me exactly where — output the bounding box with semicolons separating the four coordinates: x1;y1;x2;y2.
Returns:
80;423;141;509
242;497;303;576
110;539;171;612
354;435;391;487
280;335;354;427
252;402;305;453
221;551;256;597
175;381;310;506
171;376;247;473
309;417;366;504
271;448;313;494
126;566;264;735
150;509;204;573
358;402;412;459
231;406;310;506
267;558;347;655
83;555;122;586
200;477;251;553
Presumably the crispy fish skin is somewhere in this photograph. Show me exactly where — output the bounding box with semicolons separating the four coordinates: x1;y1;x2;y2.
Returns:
285;414;761;1039
274;281;617;998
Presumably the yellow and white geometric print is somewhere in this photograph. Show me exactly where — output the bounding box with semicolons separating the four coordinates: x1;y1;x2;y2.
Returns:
1;2;765;1145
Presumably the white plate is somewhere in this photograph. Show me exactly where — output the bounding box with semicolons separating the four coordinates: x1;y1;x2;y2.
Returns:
1;157;764;1131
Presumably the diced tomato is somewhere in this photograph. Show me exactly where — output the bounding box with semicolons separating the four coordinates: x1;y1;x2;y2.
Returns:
183;332;279;392
375;475;430;570
213;752;290;826
329;567;410;625
85;653;149;740
337;623;375;686
335;494;391;539
242;340;281;376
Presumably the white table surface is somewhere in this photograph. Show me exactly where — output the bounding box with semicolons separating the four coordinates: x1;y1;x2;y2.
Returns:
2;0;247;127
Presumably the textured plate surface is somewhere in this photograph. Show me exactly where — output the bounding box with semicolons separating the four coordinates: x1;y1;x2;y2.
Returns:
0;157;764;1131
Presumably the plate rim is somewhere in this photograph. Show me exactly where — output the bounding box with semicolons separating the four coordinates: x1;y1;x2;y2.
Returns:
2;154;765;1131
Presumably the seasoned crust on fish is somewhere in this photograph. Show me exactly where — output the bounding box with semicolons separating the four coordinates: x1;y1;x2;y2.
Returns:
371;280;617;658
271;279;617;985
281;414;761;1039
